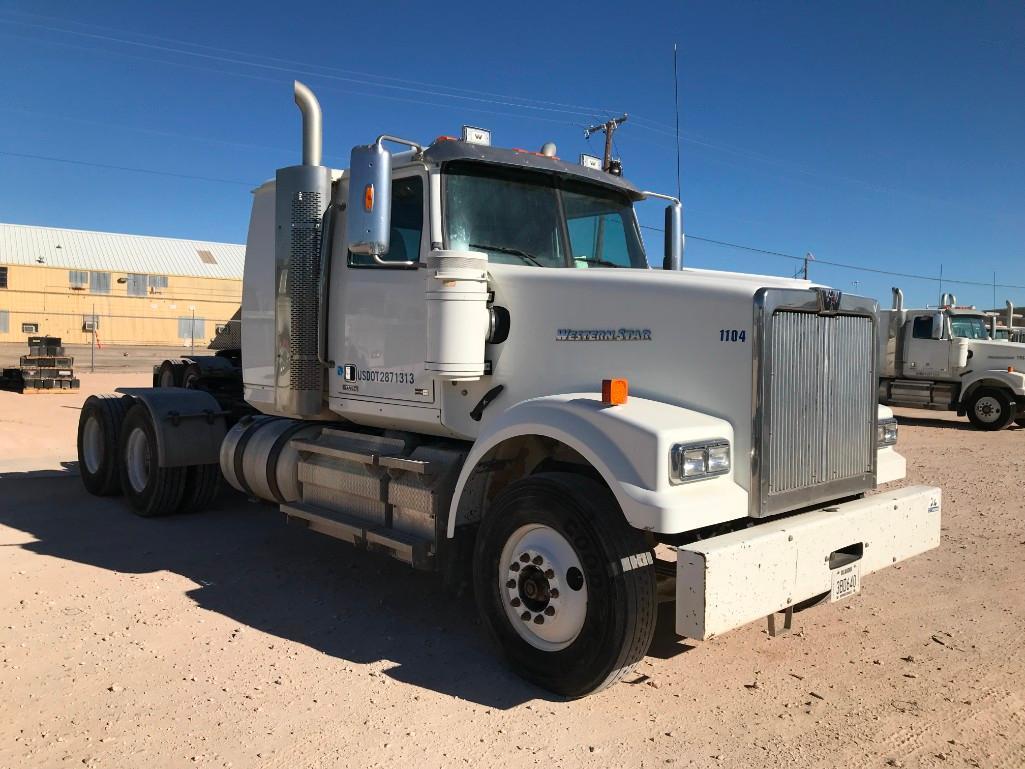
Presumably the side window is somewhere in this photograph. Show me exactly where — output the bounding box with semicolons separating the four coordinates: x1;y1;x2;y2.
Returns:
126;274;148;296
69;270;88;289
349;176;424;267
0;266;8;288
90;271;111;294
912;316;933;339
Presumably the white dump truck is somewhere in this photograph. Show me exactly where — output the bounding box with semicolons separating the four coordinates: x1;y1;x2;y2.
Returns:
879;289;1025;429
75;82;941;697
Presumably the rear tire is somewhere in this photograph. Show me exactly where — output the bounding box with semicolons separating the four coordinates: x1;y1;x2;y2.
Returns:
473;472;657;698
182;362;202;389
77;394;129;496
118;404;187;517
157;359;187;388
966;388;1014;430
176;463;221;514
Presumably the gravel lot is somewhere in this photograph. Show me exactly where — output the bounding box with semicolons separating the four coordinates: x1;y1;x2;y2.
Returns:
1;382;1023;769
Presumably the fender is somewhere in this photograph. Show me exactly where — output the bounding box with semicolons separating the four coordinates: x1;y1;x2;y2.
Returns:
447;392;749;537
116;387;227;467
958;369;1025;403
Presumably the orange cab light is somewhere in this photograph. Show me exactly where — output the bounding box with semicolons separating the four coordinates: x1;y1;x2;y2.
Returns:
1009;366;1016;373
602;378;629;406
363;183;374;212
434;135;457;143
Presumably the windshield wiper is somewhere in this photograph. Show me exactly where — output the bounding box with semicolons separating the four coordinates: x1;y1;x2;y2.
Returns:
574;256;620;268
469;243;545;267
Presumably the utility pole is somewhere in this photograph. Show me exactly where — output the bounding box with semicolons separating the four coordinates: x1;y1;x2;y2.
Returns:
584;114;628;172
90;302;95;374
802;252;815;280
190;307;196;357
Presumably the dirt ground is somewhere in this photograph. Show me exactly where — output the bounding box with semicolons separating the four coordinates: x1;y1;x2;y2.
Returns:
1;385;1023;768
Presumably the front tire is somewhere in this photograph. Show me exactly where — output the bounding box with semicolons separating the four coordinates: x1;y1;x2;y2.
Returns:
473;473;657;698
119;404;187;517
966;388;1014;430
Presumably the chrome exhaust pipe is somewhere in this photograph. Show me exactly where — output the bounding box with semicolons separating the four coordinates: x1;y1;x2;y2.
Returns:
891;287;904;311
1007;300;1015;329
293;80;322;167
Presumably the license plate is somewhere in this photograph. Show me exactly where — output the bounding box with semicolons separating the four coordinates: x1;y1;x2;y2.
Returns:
830;561;861;602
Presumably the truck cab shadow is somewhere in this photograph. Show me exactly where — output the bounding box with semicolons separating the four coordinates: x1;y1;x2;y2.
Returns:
0;473;684;707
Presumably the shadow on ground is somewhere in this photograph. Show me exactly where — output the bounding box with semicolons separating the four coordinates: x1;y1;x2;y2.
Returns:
0;472;689;707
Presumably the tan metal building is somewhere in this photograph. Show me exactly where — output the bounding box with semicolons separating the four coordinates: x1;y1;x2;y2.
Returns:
0;223;244;347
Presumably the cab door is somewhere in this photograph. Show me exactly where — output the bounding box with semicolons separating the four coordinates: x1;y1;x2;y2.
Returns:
327;169;433;405
903;313;951;379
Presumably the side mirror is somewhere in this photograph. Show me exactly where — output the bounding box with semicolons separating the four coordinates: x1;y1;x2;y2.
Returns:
662;201;683;271
346;143;392;256
931;312;945;340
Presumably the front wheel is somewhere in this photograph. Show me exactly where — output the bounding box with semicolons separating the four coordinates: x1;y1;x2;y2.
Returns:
473;473;657;698
966;388;1014;431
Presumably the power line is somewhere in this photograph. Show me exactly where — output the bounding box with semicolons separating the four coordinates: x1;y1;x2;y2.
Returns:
0;9;622;118
0;150;257;187
639;225;1025;290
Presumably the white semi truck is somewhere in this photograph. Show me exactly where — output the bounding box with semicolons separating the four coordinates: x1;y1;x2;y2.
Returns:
75;82;941;697
879;289;1025;430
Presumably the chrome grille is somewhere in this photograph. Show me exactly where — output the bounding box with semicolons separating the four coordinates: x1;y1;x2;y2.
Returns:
760;309;875;513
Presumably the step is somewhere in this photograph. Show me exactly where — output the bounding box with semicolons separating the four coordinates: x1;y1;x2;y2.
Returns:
281;501;433;569
290;428;407;466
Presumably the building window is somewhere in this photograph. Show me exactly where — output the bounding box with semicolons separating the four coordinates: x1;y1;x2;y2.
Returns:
126;273;148;296
0;310;8;333
178;316;206;340
22;322;39;333
69;270;89;289
148;275;168;291
90;271;111;294
0;266;7;289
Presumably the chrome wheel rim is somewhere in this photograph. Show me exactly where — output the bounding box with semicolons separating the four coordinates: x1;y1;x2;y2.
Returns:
125;427;151;494
82;415;103;475
975;396;1002;423
499;524;588;652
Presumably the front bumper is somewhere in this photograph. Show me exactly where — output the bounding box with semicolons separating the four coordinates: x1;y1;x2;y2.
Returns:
675;485;941;639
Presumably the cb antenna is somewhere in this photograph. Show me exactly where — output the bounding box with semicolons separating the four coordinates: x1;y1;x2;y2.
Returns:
584;114;628;173
673;43;681;200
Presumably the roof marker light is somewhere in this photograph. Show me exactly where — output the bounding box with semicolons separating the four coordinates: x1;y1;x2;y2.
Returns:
462;126;491;146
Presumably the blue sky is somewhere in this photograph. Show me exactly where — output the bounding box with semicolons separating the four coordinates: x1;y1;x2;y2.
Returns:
0;1;1022;310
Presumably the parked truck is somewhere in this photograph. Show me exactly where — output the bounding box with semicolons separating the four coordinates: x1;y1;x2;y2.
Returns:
985;301;1025;343
879;289;1025;429
75;82;942;697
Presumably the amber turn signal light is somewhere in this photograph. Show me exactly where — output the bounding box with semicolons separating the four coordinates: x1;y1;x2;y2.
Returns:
363;183;374;212
602;378;628;405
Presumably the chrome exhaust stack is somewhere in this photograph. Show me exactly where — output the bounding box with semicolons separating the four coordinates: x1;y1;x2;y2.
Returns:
891;287;904;311
272;81;332;418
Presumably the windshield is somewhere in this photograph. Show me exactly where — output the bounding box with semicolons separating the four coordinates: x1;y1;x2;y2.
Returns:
949;316;989;340
443;161;647;269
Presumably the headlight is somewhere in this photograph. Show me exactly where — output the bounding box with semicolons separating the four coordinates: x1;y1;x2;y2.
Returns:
877;417;898;447
670;440;730;484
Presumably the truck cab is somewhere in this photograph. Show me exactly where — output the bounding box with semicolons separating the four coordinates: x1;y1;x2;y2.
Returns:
879;289;1025;429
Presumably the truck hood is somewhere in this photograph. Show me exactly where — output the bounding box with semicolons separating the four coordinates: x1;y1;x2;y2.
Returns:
965;339;1025;368
454;264;844;492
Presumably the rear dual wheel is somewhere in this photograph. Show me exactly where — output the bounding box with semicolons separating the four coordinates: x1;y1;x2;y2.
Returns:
118;404;220;516
473;473;657;698
78;395;130;496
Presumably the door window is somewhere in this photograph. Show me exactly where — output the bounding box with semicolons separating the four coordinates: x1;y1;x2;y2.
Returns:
912;316;934;339
349;176;424;267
